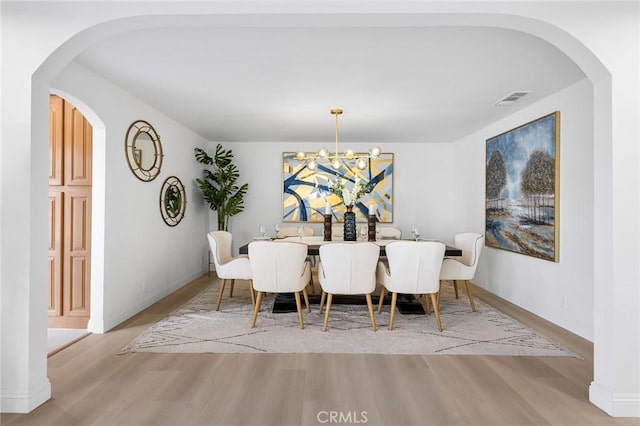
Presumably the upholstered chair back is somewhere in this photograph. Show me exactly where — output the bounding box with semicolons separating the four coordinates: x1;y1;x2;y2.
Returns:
383;241;445;294
318;242;378;295
208;231;233;267
248;241;310;293
453;233;484;268
207;231;251;280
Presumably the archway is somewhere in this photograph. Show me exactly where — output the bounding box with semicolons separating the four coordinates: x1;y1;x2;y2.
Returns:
49;88;107;334
7;8;628;416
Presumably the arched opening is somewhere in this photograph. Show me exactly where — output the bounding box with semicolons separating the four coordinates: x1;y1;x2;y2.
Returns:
49;88;107;335
14;10;622;415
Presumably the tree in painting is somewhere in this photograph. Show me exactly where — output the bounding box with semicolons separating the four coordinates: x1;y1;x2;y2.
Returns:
486;150;507;210
521;150;555;225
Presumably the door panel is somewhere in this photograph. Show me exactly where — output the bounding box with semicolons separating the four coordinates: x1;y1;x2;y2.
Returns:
64;101;92;186
49;96;64;186
63;189;91;321
69;258;88;313
48;190;63;316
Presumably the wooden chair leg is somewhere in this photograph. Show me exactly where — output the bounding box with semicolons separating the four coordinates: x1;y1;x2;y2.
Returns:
319;291;327;314
302;287;311;313
322;293;333;331
249;280;256;307
423;294;431;315
216;279;227;311
377;287;386;314
453;280;459;299
463;280;477;312
294;291;304;329
366;293;377;332
430;293;443;332
229;279;235;298
251;291;264;328
389;292;398;330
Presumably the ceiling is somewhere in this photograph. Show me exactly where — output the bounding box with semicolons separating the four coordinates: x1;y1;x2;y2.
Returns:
74;25;585;144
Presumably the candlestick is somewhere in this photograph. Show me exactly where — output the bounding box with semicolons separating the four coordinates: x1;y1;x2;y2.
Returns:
367;212;376;241
323;213;332;241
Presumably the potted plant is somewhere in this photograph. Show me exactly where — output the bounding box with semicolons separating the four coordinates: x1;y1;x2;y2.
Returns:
194;144;249;231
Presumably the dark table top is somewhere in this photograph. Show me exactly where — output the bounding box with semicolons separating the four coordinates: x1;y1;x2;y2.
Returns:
238;238;462;257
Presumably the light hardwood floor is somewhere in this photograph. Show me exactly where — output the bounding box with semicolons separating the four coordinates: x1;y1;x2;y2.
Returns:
2;274;637;426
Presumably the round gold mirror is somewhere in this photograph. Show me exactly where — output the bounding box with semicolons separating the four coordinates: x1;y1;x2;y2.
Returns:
160;176;186;226
125;120;163;181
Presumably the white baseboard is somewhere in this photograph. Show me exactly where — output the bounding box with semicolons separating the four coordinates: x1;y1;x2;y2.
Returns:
590;381;640;417
0;379;51;413
86;318;105;334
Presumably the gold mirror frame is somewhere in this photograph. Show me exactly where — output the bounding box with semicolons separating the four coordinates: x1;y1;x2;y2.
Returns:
160;176;186;227
125;120;163;181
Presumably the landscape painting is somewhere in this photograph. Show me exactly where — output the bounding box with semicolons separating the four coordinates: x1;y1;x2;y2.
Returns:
282;152;393;223
485;112;559;262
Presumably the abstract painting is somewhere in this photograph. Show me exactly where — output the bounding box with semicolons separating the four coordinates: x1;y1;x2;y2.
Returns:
282;153;393;223
485;112;560;262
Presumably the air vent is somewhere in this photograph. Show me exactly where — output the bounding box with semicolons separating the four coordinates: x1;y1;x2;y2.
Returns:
493;91;531;106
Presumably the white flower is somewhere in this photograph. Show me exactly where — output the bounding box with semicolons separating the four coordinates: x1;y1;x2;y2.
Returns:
329;177;369;207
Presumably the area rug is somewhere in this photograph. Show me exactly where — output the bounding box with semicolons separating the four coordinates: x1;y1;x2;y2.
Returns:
120;284;580;357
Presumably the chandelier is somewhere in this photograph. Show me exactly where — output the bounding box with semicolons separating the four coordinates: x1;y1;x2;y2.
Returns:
296;108;382;171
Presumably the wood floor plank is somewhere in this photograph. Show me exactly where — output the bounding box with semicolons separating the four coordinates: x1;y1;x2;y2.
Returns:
2;275;637;426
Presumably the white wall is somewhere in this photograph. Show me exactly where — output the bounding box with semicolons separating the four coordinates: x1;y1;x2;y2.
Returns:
52;62;210;332
452;79;594;340
220;142;455;252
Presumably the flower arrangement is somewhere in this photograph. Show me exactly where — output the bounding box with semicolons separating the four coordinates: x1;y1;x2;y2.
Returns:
328;177;369;206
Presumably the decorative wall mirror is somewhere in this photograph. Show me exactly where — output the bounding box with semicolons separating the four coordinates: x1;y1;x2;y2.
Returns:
160;176;186;226
125;120;163;181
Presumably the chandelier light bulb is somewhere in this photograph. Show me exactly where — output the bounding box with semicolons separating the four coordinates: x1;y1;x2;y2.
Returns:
296;151;306;160
308;160;317;171
370;146;382;158
318;147;329;158
356;158;367;170
345;149;355;159
331;159;342;170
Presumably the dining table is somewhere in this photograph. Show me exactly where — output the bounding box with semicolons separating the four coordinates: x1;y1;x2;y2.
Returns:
238;235;463;257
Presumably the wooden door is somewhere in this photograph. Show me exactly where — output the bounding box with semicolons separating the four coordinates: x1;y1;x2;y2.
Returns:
48;95;92;328
48;189;63;317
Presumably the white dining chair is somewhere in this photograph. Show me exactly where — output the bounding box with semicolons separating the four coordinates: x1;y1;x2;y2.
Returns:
248;241;311;329
439;233;484;312
317;242;379;332
275;226;317;291
207;231;254;311
376;241;446;331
